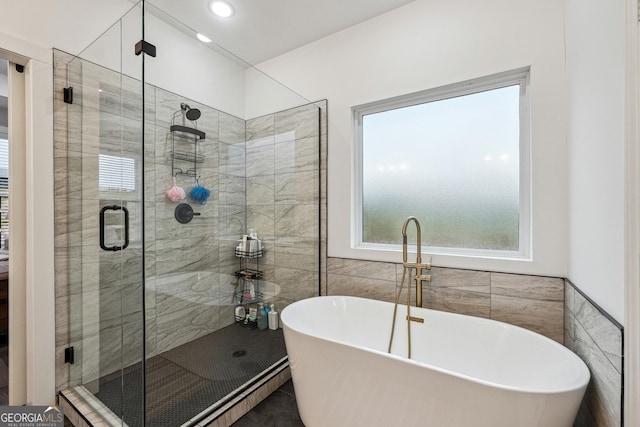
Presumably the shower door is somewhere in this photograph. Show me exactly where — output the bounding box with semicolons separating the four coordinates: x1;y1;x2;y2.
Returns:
62;3;147;426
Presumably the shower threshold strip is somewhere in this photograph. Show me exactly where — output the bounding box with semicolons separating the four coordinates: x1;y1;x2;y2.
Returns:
58;357;290;427
187;356;290;426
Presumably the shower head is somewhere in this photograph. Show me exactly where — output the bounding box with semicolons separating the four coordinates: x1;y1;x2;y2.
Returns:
180;102;201;121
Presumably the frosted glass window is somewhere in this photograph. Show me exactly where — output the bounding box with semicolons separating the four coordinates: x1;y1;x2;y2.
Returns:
355;70;529;255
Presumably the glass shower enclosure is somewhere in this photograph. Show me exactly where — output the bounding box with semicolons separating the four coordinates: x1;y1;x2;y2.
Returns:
54;1;325;425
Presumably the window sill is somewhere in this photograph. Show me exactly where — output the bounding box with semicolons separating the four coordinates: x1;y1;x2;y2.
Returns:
330;243;536;275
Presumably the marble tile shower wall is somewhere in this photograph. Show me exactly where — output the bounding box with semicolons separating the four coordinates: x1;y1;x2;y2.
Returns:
150;89;247;356
244;103;323;312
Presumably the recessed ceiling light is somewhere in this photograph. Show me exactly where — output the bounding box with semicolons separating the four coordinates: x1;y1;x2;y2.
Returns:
197;33;212;43
209;1;234;18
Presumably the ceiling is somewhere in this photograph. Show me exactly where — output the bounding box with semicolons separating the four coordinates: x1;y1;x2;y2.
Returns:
0;0;415;65
147;0;416;64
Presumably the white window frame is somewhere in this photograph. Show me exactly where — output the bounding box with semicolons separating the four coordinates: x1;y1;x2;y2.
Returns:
352;68;531;260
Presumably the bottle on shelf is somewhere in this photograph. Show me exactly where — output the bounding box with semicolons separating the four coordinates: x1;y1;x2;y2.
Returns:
257;303;268;330
268;304;279;330
249;307;258;322
235;304;245;322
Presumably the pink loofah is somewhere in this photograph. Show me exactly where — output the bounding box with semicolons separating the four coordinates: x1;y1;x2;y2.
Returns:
166;176;186;202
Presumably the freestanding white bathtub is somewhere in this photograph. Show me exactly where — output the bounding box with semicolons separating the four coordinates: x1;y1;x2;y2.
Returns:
281;296;590;427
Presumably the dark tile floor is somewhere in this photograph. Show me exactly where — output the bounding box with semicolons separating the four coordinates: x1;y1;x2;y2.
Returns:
232;380;304;427
92;324;288;426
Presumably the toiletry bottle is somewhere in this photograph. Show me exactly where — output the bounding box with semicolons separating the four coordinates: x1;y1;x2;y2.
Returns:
235;304;245;322
268;304;278;330
249;306;257;322
257;303;268;330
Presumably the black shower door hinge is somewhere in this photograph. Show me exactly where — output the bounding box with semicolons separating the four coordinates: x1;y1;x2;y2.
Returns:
135;40;157;57
64;346;74;364
63;87;73;104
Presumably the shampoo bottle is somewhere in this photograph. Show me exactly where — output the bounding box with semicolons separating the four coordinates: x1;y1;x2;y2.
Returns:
257;303;268;330
268;304;278;330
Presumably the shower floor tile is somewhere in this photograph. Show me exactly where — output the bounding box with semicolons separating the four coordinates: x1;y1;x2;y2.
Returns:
94;323;286;427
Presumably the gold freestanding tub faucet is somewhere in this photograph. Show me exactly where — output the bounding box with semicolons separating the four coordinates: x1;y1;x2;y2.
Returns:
388;216;432;359
401;216;432;307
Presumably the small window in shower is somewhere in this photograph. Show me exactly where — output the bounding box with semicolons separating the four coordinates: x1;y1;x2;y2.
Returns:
99;154;136;193
354;68;530;258
99;153;140;242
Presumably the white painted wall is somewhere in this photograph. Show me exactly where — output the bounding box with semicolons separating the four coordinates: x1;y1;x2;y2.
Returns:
244;66;310;119
145;15;247;118
251;0;568;277
77;6;310;120
70;5;248;119
0;0;133;57
565;0;625;323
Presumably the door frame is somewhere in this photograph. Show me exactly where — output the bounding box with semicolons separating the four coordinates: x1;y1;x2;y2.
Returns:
0;31;56;405
624;0;640;425
7;55;26;406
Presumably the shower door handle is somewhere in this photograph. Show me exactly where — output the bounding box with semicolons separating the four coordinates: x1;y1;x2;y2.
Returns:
100;205;130;251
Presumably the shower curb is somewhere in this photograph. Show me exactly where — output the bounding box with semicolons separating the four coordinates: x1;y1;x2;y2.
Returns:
194;359;291;426
59;385;129;427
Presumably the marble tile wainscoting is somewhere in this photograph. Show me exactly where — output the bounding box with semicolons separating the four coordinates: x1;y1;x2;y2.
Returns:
326;257;564;342
565;280;623;426
326;257;624;426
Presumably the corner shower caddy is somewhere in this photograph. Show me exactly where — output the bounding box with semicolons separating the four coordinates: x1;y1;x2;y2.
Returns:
170;124;206;177
234;245;264;325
